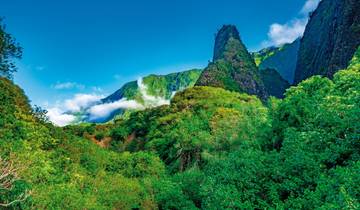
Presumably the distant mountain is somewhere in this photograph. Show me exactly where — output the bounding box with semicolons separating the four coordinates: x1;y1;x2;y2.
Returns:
260;68;290;99
196;25;268;100
82;69;203;122
294;0;360;84
103;69;202;104
253;39;300;84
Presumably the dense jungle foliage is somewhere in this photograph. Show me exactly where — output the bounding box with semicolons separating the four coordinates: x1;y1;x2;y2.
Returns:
1;47;359;209
0;10;359;209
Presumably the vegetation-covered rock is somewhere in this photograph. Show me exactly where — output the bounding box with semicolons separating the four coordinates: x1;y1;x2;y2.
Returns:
294;0;360;83
196;25;268;100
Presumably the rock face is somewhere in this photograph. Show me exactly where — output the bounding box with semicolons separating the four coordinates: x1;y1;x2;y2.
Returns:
294;0;360;84
196;25;268;100
260;68;290;99
212;25;242;61
254;39;300;84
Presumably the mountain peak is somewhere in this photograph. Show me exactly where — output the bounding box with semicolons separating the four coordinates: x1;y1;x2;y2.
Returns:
197;25;268;100
213;24;242;61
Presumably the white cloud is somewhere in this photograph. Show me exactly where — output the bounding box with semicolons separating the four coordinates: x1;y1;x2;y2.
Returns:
261;0;321;48
137;78;170;107
301;0;321;15
88;99;144;120
45;77;177;125
45;93;104;126
64;94;103;112
53;82;85;90
46;107;76;126
86;78;173;121
263;18;307;47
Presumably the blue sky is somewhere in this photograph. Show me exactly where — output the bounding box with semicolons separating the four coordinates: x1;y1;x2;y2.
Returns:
0;0;318;108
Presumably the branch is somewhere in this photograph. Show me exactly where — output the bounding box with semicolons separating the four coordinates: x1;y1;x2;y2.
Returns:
0;191;31;207
0;156;30;207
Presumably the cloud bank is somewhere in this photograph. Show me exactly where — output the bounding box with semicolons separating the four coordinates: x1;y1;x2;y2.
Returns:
46;76;180;125
46;107;76;126
64;94;103;112
265;19;308;46
88;99;144;120
86;78;171;121
137;78;170;107
46;93;103;126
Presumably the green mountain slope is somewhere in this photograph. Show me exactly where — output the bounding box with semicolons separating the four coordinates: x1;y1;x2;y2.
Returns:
80;69;203;123
1;10;360;207
104;44;360;209
109;86;268;172
0;77;172;209
196;25;268;100
103;69;202;103
1;44;359;209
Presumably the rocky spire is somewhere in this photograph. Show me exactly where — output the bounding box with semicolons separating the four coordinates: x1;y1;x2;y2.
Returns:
196;25;268;100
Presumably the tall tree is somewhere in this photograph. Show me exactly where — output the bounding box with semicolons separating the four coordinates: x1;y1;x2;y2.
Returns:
0;18;22;79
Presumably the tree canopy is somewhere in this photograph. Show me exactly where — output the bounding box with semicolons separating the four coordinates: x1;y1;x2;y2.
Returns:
0;18;22;79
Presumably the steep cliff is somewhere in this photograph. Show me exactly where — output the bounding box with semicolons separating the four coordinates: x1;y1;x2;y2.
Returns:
294;0;360;83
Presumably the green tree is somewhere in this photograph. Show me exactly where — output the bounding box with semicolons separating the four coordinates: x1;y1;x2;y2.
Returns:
0;18;22;79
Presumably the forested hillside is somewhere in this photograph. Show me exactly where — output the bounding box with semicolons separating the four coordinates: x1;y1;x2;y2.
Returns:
2;46;356;209
75;47;360;209
1;0;360;208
